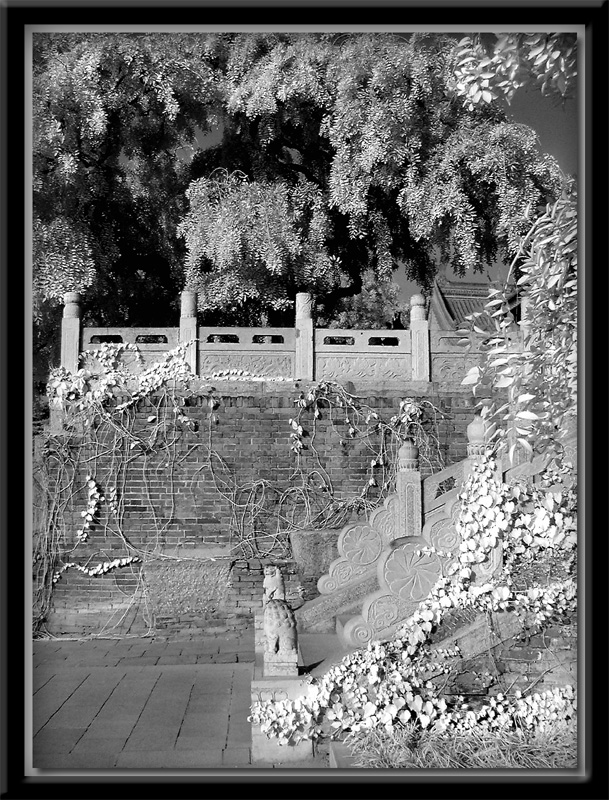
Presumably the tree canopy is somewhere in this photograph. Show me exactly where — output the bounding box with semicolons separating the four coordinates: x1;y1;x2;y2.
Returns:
32;30;576;339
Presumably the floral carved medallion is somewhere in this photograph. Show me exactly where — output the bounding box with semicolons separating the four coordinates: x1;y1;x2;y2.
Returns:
341;524;383;566
384;541;442;603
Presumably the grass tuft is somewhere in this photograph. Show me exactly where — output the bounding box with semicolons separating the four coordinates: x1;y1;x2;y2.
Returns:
345;719;577;769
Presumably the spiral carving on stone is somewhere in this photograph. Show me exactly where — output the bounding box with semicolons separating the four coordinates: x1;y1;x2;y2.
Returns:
429;502;461;553
384;544;442;603
334;561;357;584
429;520;459;552
317;574;338;594
343;616;373;646
341;524;383;565
367;596;400;631
373;510;392;543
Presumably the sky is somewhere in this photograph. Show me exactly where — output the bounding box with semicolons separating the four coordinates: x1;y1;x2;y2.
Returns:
506;89;578;177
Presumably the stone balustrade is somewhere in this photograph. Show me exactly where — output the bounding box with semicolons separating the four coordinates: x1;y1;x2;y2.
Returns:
299;413;506;646
59;290;503;388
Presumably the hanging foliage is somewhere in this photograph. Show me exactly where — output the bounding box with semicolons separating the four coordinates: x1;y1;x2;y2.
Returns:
460;185;577;461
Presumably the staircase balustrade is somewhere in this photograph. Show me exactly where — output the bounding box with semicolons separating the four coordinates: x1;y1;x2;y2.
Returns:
302;413;510;646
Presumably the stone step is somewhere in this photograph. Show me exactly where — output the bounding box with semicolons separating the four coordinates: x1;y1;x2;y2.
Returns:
298;631;356;678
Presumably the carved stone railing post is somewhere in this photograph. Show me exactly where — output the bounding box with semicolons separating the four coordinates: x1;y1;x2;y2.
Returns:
396;438;422;537
463;411;504;582
294;292;314;381
464;410;502;481
179;290;198;375
409;294;430;382
60;292;82;374
463;411;487;483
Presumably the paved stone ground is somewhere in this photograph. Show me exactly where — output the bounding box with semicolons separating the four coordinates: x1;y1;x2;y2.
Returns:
32;634;328;770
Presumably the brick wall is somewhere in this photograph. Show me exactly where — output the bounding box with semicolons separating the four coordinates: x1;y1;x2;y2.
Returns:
492;619;578;692
41;386;478;637
46;555;304;638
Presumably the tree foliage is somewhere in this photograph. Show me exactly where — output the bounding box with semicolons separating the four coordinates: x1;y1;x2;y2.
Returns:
178;168;337;319
316;269;409;330
449;33;577;110
460;185;577;460
32;31;574;336
33;32;218;324
179;33;567;321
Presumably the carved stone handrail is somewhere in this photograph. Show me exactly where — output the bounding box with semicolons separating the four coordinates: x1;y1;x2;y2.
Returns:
422;461;465;513
317;440;422;596
60;290;493;386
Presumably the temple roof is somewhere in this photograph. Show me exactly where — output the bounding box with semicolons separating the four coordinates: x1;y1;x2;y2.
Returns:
429;274;519;331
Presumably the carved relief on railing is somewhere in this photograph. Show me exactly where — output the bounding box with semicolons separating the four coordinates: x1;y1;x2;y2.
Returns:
423;461;464;510
399;483;417;538
383;538;443;603
316;494;402;595
431;354;483;384
316;561;370;594
426;494;461;555
339;614;375;646
81;328;179;373
366;594;402;630
339;495;467;646
373;494;400;542
341;523;384;565
198;353;294;378
315;355;410;382
340;592;413;646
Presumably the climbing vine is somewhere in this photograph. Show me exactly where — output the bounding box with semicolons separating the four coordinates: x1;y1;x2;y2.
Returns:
275;381;446;538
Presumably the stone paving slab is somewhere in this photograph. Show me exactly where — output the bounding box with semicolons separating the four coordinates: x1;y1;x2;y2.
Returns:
32;636;256;770
31;633;329;771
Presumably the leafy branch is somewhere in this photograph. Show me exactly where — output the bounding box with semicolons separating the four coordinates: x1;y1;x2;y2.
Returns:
459;187;577;463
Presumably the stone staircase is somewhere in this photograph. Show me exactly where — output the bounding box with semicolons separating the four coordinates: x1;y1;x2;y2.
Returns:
295;468;470;647
255;417;576;767
295;415;575;650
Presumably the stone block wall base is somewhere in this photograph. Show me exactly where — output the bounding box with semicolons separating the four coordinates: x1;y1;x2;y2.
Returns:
329;741;359;768
263;650;298;676
251;731;314;764
251;670;315;764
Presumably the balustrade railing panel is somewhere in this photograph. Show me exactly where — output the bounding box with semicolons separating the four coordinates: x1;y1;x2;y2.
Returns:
82;327;178;372
430;330;523;384
197;327;296;378
64;292;504;387
314;329;412;383
430;331;486;384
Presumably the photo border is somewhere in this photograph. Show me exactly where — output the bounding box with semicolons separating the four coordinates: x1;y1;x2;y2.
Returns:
2;0;607;796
